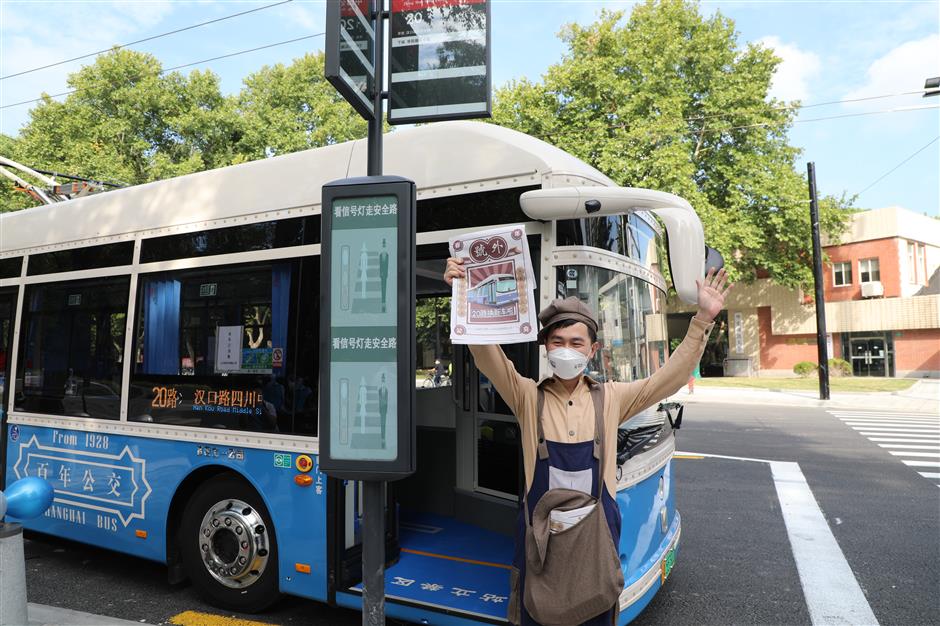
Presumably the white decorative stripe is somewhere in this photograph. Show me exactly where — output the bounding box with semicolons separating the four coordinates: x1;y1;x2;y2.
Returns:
619;514;680;611
390;102;488;119
8;413;319;454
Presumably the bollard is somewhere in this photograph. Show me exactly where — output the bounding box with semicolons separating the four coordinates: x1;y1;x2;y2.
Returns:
0;477;55;626
0;522;28;626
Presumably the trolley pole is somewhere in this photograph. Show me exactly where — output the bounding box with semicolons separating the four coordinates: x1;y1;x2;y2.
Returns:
807;162;830;400
362;3;386;625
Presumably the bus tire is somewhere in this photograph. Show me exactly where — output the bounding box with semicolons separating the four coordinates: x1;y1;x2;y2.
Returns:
179;475;281;612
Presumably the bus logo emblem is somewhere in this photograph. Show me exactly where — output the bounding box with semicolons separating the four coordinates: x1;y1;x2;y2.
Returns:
274;453;292;469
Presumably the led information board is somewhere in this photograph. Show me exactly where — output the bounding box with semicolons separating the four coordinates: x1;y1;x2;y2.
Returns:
325;0;376;120
319;176;416;480
388;0;491;124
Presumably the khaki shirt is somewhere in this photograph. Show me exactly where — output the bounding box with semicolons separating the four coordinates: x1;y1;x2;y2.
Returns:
469;317;714;496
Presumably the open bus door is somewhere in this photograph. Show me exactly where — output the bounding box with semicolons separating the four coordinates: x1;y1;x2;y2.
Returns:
326;474;400;601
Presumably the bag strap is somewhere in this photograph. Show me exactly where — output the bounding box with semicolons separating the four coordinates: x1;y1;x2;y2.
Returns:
589;382;606;500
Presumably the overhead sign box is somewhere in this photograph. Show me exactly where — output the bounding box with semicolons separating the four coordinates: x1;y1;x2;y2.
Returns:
325;0;376;120
388;0;491;124
319;176;416;481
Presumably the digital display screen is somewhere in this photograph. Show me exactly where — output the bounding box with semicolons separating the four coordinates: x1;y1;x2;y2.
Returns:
328;196;400;461
388;0;490;123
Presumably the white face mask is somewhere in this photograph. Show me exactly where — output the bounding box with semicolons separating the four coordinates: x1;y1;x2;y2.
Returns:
547;347;589;380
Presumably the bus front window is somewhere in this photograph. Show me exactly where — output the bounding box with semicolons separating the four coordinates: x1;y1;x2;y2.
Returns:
555;265;667;383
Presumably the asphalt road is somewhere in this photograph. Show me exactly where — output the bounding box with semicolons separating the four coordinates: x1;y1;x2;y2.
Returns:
22;402;940;625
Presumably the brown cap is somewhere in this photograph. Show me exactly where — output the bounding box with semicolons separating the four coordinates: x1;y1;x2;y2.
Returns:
537;297;598;344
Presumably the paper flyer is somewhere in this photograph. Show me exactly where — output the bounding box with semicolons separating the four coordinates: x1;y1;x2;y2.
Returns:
449;225;537;345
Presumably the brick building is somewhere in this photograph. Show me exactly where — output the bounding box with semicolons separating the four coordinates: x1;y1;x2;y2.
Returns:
669;206;940;378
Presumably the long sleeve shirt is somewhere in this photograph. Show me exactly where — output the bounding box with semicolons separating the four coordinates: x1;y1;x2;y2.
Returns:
468;316;714;496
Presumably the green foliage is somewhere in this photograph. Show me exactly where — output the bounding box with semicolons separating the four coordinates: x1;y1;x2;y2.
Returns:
491;0;851;289
415;297;451;358
13;48;240;188
0;134;42;212
2;49;367;212
828;357;852;377
234;53;368;160
793;361;818;377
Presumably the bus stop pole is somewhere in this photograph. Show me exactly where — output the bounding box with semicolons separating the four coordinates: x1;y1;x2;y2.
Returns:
808;162;830;400
362;3;386;625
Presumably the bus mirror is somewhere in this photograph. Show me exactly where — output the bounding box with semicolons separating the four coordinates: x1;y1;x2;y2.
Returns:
705;246;724;275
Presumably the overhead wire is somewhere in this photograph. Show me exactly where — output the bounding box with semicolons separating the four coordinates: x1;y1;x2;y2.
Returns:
855;135;939;198
0;33;325;110
0;0;294;81
684;89;931;122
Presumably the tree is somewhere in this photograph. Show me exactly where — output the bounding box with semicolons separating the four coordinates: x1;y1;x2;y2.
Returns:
491;0;849;289
234;52;368;160
12;49;240;189
0;134;43;212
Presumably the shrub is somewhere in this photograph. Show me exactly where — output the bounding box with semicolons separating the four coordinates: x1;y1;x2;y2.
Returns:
828;358;852;377
793;361;818;377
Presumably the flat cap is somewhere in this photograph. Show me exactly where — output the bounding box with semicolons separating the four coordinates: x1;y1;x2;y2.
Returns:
537;296;598;344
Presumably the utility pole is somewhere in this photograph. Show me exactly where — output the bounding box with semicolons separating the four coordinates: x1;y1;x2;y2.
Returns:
807;162;830;400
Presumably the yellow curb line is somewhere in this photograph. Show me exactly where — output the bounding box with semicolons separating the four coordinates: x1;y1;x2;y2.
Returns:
169;610;277;626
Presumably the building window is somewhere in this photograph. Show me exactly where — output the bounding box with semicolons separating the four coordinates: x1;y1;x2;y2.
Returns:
907;242;917;283
833;262;852;287
859;258;880;283
916;243;926;285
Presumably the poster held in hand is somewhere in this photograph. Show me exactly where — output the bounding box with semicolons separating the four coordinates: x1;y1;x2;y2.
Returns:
449;225;537;344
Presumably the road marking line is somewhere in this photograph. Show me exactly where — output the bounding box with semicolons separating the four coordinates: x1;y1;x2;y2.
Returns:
888;451;940;458
919;472;940;479
850;425;940;430
169;611;276;626
869;437;940;443
857;431;940;437
902;460;940;468
842;420;939;425
679;451;879;626
878;444;940;450
770;462;879;626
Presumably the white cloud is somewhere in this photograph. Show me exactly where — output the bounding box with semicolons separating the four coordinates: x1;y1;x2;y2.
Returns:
757;35;821;103
843;34;940;103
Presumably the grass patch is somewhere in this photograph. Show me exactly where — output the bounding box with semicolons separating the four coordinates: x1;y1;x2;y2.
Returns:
694;377;918;393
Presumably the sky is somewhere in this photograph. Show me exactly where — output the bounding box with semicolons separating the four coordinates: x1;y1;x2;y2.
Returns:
1;0;938;215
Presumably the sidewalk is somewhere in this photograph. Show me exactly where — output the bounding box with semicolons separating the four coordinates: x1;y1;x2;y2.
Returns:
676;379;940;413
27;603;149;626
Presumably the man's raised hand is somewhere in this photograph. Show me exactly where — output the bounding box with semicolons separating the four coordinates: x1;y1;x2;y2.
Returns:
444;257;466;287
694;267;732;322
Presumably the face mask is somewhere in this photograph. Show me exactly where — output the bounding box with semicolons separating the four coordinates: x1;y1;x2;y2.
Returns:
547;347;589;380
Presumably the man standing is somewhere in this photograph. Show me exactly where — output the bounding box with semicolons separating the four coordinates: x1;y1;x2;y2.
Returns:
377;372;389;448
379;238;390;313
445;258;731;625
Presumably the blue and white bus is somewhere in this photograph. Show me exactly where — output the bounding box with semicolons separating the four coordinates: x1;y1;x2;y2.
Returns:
0;122;708;624
467;274;518;308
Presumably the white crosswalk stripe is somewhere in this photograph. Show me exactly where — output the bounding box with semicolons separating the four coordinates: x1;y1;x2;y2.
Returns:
830;410;940;486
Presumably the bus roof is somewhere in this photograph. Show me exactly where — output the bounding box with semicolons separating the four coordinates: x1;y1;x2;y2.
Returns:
1;122;615;255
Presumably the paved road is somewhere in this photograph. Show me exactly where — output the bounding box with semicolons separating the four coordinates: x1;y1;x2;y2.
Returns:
23;402;940;625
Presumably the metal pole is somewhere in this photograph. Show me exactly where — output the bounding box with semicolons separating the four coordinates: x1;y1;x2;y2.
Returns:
807;162;830;400
367;0;384;177
361;480;386;626
362;2;386;624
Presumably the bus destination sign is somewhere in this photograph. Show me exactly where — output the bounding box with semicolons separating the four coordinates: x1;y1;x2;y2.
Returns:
320;177;416;480
388;0;491;124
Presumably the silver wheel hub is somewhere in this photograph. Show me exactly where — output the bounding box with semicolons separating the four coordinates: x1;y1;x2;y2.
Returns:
198;498;269;589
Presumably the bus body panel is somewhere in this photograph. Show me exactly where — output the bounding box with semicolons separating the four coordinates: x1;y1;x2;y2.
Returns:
4;422;329;601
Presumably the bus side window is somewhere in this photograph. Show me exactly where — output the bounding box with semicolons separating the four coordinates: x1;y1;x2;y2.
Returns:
128;258;316;436
15;277;130;420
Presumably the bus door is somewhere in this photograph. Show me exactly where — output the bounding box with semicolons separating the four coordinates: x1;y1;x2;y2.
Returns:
0;288;16;488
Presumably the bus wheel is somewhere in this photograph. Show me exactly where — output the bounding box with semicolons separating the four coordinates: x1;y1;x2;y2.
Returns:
179;476;281;612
